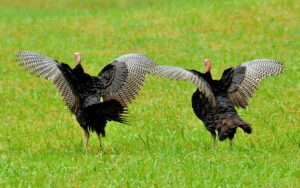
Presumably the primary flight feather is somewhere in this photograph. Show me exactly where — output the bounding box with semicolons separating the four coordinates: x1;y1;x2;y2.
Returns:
17;51;156;150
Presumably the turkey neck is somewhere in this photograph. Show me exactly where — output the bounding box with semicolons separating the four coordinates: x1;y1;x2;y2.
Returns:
72;64;94;82
203;71;213;85
73;64;84;75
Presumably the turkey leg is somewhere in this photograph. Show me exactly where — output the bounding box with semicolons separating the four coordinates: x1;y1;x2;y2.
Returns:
211;133;216;148
84;128;89;151
97;134;103;150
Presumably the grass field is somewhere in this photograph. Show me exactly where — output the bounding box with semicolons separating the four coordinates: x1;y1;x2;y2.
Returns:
0;0;299;187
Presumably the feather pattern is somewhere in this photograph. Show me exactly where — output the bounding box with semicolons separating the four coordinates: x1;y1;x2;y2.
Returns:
99;54;156;106
16;51;159;148
151;66;217;107
191;58;284;145
16;51;79;113
227;59;284;108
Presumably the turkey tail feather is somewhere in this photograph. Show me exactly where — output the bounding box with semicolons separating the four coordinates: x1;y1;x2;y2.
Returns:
237;119;252;134
218;116;252;136
229;117;252;134
90;100;129;124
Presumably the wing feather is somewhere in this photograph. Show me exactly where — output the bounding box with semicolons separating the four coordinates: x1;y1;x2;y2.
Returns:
98;54;156;106
227;59;284;108
150;66;217;107
17;51;80;113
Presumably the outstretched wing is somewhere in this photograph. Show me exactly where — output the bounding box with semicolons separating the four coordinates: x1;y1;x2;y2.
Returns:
98;54;156;106
223;59;284;108
150;66;217;107
16;51;80;113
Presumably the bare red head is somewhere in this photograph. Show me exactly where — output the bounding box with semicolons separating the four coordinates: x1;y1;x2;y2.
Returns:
204;58;211;72
74;52;81;66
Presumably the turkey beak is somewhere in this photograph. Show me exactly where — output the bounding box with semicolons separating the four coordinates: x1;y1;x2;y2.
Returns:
74;52;81;66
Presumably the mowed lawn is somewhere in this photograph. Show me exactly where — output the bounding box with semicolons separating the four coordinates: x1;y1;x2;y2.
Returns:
0;0;299;187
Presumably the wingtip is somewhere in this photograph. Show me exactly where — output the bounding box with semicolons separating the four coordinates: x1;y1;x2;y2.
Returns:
16;51;23;62
272;59;285;75
278;61;285;73
16;50;29;57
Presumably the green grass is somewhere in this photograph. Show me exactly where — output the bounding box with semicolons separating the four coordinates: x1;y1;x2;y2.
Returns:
0;0;299;187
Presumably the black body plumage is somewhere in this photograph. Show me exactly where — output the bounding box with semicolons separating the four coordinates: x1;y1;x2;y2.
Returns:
62;63;127;137
189;59;284;143
191;70;251;141
16;51;156;149
149;58;283;144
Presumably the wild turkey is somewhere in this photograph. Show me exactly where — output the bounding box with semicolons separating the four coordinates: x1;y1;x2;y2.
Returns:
151;58;284;147
17;51;156;150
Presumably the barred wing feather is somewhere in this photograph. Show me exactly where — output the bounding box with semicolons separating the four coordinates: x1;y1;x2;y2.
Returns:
98;54;156;107
228;59;284;108
16;51;79;113
151;66;217;107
